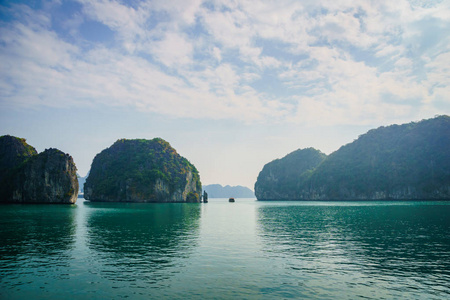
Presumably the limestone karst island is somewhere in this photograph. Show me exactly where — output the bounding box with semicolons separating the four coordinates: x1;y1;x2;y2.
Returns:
84;138;202;203
0;135;78;204
1;115;449;204
255;115;450;200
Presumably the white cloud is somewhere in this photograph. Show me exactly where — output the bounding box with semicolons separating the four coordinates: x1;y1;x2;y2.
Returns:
0;9;77;69
1;0;449;127
149;31;194;67
375;44;404;58
212;47;222;62
423;50;450;106
148;0;203;26
200;6;253;49
79;0;149;52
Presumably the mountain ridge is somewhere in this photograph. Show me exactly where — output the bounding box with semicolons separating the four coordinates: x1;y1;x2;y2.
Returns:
255;115;450;200
203;184;255;198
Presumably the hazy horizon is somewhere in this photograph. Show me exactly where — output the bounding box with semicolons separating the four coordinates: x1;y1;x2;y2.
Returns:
1;0;449;189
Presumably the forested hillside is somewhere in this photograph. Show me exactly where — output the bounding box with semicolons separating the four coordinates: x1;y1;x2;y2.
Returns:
255;116;450;200
85;138;202;202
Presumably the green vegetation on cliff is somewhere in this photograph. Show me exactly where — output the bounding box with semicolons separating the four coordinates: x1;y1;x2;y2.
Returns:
255;115;450;200
84;138;202;202
0;135;78;203
255;148;326;200
0;135;37;200
0;135;37;184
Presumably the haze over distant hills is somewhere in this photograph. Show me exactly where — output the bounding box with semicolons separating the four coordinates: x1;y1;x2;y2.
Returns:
203;184;255;198
77;174;87;193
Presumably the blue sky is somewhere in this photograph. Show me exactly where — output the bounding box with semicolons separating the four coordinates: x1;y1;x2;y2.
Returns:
1;0;449;189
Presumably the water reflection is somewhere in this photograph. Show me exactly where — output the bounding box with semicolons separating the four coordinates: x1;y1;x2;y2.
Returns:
0;205;77;285
84;202;201;285
257;202;450;298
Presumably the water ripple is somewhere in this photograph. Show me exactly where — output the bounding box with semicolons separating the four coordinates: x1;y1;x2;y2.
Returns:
257;203;450;298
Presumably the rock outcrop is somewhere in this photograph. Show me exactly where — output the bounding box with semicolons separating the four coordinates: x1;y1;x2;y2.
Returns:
255;115;450;200
84;138;202;202
0;136;78;203
0;135;37;185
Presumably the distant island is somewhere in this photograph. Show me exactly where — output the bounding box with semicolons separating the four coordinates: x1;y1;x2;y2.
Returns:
203;184;255;198
77;174;87;193
0;135;78;204
77;173;87;198
84;138;202;202
255;115;450;200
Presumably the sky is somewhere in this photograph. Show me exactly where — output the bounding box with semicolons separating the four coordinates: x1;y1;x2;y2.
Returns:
0;0;449;190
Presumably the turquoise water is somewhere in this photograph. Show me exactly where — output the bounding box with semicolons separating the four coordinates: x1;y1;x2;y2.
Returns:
1;199;449;299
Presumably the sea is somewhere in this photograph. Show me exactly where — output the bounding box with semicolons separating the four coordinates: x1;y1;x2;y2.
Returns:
1;199;449;299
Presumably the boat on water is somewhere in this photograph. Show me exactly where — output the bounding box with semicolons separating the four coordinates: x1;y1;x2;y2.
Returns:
229;197;235;202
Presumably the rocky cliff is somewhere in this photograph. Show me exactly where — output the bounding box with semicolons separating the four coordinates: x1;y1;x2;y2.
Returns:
0;135;37;187
84;138;202;202
255;116;450;200
0;136;78;203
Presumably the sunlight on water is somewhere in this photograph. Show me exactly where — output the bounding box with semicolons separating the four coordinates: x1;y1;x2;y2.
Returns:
1;199;449;299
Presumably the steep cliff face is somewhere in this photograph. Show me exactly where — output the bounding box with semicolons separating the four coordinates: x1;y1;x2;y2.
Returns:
255;116;450;200
0;136;78;204
0;135;37;187
11;149;79;203
84;138;202;202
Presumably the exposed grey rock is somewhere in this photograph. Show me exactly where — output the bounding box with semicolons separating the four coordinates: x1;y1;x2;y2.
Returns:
11;148;78;203
84;138;202;203
0;135;78;204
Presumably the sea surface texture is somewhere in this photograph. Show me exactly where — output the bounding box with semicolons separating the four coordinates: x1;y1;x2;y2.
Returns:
1;199;449;299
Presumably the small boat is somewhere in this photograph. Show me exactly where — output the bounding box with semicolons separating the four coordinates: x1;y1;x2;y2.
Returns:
229;197;235;202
